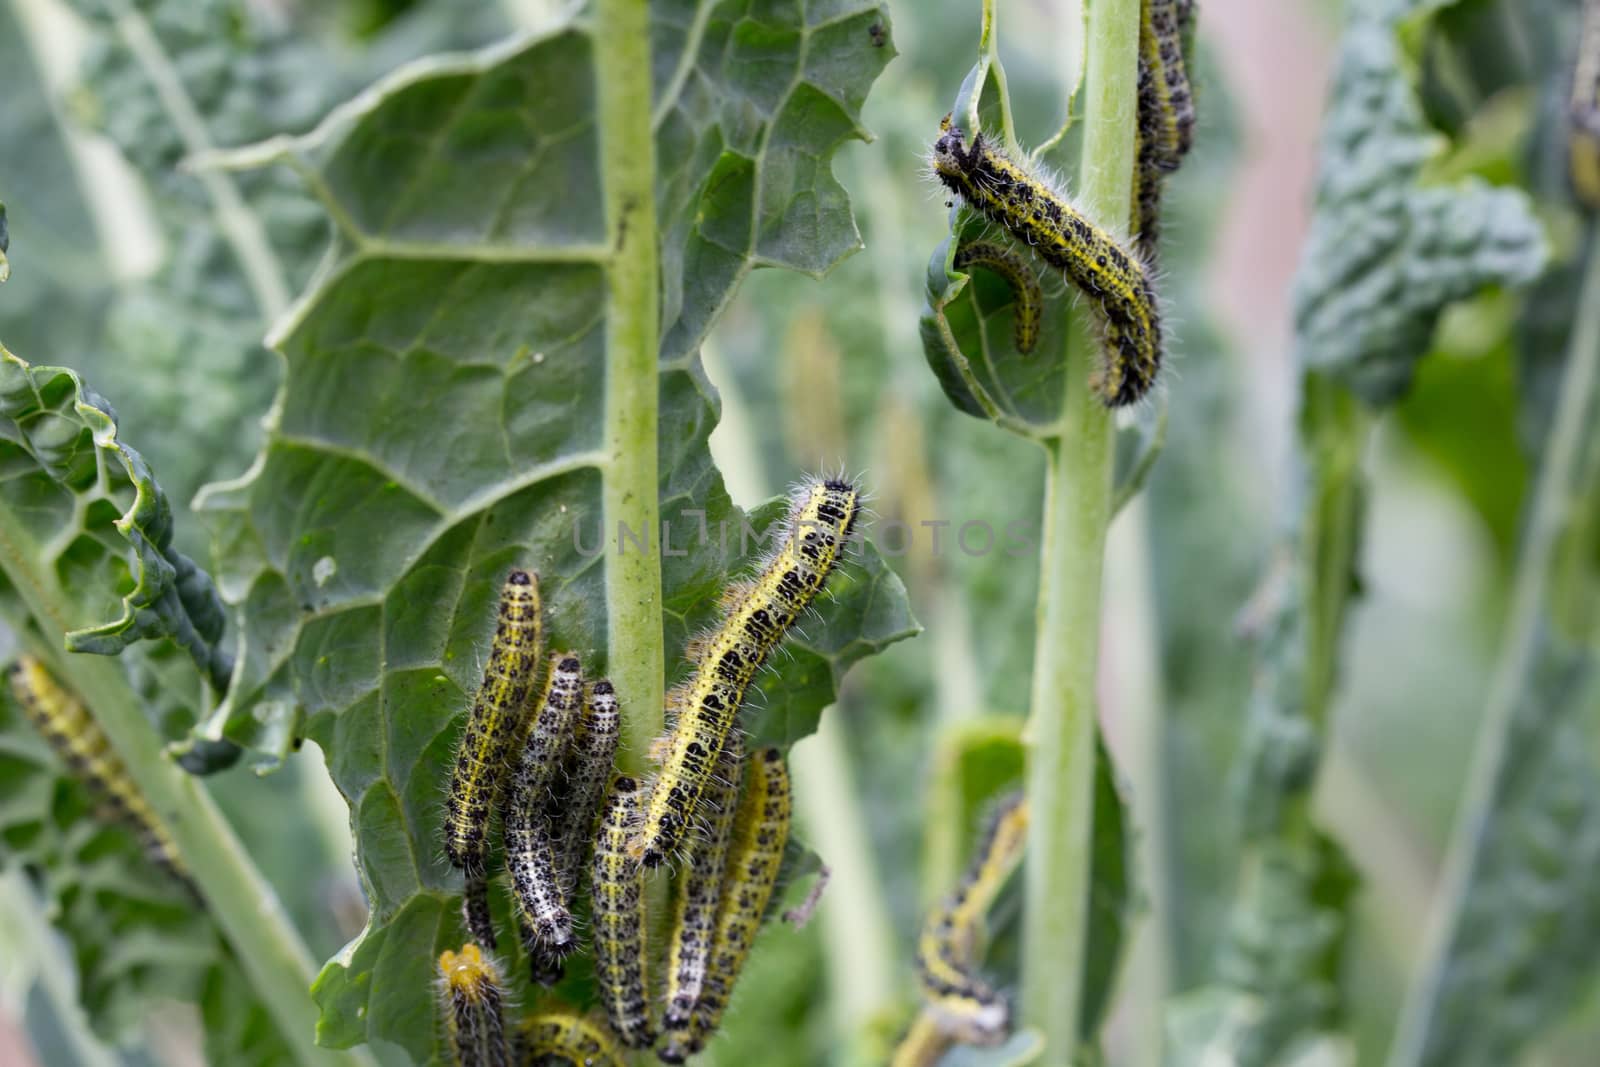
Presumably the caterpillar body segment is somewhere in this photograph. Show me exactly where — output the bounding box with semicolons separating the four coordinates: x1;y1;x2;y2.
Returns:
436;943;512;1067
637;477;859;867
1132;54;1169;265
663;735;747;1029
659;748;792;1063
462;874;497;952
8;656;189;884
952;240;1044;355
1140;0;1196;168
590;776;655;1049
516;1010;626;1067
913;791;1029;1045
555;678;622;898
445;569;544;877
506;809;574;959
930;126;1162;407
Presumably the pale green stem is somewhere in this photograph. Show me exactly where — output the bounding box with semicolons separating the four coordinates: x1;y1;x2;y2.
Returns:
1020;0;1139;1059
594;0;664;767
0;530;365;1066
1387;229;1600;1067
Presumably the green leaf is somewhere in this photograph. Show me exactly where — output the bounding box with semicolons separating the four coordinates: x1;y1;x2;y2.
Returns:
0;346;230;693
188;6;902;1061
1290;9;1547;405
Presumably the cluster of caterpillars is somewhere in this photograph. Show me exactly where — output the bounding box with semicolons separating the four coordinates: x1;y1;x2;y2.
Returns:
933;0;1199;408
437;473;857;1063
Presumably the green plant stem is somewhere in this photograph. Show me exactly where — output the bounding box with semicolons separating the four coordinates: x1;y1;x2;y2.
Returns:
594;0;664;767
1388;229;1600;1067
1020;0;1139;1057
0;545;363;1066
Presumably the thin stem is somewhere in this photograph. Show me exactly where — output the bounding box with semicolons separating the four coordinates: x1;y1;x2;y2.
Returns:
1388;231;1600;1067
1020;0;1139;1056
594;0;664;768
0;522;364;1066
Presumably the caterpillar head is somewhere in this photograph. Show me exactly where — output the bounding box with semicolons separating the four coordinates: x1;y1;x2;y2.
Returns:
930;123;975;191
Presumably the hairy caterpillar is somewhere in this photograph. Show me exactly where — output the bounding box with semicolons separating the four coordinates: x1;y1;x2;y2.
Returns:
516;1010;626;1067
914;790;1028;1045
636;476;859;867
930;123;1163;406
504;653;584;960
462;875;497;952
445;569;544;877
953;241;1043;355
663;735;746;1030
436;943;512;1067
1140;0;1195;169
888;1010;955;1067
1571;0;1600;209
1132;56;1169;264
658;747;792;1064
8;656;189;885
556;678;622;897
591;777;655;1049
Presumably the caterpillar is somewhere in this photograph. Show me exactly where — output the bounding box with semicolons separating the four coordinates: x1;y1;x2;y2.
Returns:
636;475;859;867
888;1009;955;1067
1132;54;1170;265
591;776;655;1049
8;656;189;885
436;943;512;1067
914;790;1028;1045
930;123;1163;407
952;241;1043;355
516;1010;626;1067
1140;0;1195;170
462;874;497;952
445;569;544;877
658;747;792;1065
555;678;622;897
663;735;746;1030
1571;0;1600;209
504;653;584;960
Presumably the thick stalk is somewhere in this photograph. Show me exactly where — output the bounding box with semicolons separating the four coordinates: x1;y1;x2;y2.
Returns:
1020;0;1140;1058
1388;230;1600;1067
0;524;364;1067
594;0;664;767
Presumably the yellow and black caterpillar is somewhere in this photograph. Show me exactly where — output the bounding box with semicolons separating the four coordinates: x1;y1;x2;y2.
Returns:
931;124;1163;406
953;240;1044;355
8;656;189;886
436;943;512;1067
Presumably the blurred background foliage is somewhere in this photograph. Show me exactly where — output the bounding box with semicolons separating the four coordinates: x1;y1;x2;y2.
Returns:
1;0;1598;1064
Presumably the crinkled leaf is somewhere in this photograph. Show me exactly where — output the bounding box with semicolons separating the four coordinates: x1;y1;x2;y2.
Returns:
0;347;230;693
188;6;903;1061
1290;8;1546;405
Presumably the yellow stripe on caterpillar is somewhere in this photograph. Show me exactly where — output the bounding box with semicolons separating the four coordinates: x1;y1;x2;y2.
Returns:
664;734;746;1030
444;569;543;877
436;943;512;1067
8;656;189;885
590;776;655;1049
659;747;791;1064
930;124;1163;407
952;240;1043;355
516;1010;626;1067
913;790;1028;1046
636;476;858;867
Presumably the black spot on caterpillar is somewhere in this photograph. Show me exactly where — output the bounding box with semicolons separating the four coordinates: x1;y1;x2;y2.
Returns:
953;240;1043;355
930;123;1163;406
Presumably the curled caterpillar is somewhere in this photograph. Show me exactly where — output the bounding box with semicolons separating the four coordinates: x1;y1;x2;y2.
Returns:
516;1010;625;1067
436;943;512;1067
504;653;584;960
664;734;746;1029
930;123;1163;406
445;569;543;877
659;747;792;1064
8;656;189;886
914;790;1028;1045
953;241;1043;355
591;777;655;1049
636;476;859;867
